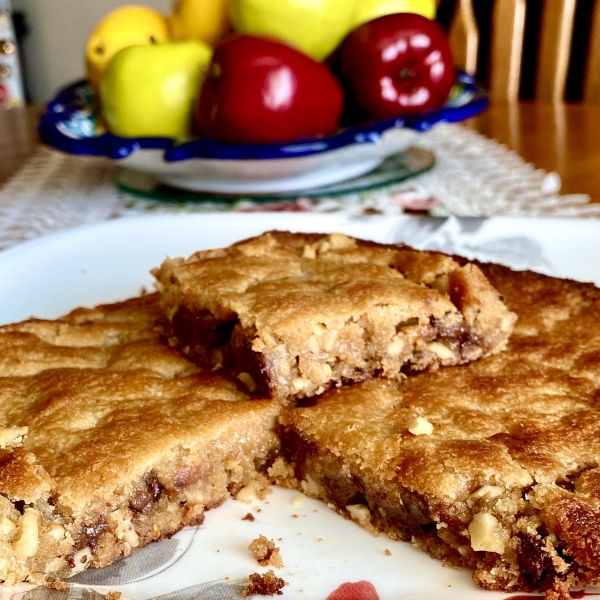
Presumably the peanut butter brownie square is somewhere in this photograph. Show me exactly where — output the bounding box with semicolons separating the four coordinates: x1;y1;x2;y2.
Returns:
0;294;280;585
154;231;515;403
279;266;600;599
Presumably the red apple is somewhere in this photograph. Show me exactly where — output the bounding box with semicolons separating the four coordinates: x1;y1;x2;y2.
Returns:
197;35;344;144
338;13;455;119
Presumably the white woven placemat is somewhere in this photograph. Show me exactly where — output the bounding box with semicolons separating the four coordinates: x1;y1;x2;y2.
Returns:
1;123;598;250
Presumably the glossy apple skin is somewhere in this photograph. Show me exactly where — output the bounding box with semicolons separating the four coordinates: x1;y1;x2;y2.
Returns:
197;35;344;144
338;13;455;118
100;41;212;139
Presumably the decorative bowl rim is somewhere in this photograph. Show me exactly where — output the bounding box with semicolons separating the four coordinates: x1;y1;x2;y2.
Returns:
38;71;488;162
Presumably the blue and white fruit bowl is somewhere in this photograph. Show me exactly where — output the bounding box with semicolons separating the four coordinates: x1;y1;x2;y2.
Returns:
39;72;487;195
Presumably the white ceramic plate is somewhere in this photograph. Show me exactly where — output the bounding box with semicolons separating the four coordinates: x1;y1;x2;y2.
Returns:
1;213;600;600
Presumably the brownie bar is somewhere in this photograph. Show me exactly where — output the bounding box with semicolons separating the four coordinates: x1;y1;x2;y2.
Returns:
154;231;515;402
279;265;600;599
0;294;280;585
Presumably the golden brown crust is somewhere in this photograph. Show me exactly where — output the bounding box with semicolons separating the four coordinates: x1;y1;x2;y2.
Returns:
0;294;281;585
154;232;515;402
0;294;198;379
280;264;600;597
481;263;600;384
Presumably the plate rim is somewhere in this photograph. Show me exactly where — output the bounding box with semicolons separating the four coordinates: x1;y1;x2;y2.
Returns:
2;212;600;266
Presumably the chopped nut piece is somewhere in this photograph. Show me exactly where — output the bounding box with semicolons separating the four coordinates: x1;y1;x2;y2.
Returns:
408;416;433;436
292;377;309;391
468;485;504;504
468;513;505;554
243;513;255;522
0;426;28;450
0;517;16;537
300;474;323;498
426;341;456;362
242;570;286;597
237;372;257;393
248;535;284;568
70;548;93;575
236;480;262;504
346;504;372;528
13;508;40;558
384;549;392;556
302;245;316;260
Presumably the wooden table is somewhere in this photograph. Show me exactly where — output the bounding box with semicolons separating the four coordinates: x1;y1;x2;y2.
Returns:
468;102;600;203
1;102;600;203
0;104;44;187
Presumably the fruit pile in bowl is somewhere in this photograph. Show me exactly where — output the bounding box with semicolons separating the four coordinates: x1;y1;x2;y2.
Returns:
39;0;488;194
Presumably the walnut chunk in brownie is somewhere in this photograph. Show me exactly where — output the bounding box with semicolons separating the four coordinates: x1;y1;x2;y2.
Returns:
242;570;287;597
154;231;515;403
249;535;284;568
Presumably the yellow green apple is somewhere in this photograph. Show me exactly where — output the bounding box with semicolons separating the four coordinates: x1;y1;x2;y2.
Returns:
354;0;436;28
100;41;212;139
229;0;358;61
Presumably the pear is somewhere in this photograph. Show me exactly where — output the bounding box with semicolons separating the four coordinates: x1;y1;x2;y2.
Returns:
100;41;212;139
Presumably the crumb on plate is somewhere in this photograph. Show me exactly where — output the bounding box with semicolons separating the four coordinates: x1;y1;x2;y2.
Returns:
242;570;287;597
46;581;70;591
249;535;284;568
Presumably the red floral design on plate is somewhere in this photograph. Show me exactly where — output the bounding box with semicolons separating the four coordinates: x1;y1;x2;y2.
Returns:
325;581;380;600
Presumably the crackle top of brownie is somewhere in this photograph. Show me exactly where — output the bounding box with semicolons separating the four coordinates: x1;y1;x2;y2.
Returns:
0;292;199;379
280;265;600;597
0;294;280;585
3;367;277;513
284;356;598;498
154;231;516;401
481;262;600;385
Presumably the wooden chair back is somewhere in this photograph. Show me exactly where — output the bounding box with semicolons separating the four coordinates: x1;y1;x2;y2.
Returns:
444;0;600;102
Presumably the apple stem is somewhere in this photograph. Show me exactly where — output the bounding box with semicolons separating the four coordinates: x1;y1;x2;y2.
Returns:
399;68;416;79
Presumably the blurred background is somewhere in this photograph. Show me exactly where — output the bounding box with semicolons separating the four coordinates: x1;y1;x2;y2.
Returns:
11;0;169;102
9;0;597;104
